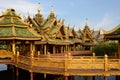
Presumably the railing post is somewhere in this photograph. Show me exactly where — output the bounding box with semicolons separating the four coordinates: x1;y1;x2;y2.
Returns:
104;54;108;79
37;51;40;58
30;51;34;80
16;51;19;66
64;54;68;79
92;52;96;69
47;52;50;59
104;54;108;71
68;52;72;59
92;52;95;58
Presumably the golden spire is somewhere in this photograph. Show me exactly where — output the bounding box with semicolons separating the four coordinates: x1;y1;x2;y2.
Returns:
51;5;54;13
38;2;41;13
85;18;88;27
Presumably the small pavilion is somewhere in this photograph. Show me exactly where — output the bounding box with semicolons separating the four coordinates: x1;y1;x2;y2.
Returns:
0;8;41;57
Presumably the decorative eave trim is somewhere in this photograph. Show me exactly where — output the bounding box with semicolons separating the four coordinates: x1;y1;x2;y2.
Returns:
0;37;41;40
0;24;28;27
103;24;120;34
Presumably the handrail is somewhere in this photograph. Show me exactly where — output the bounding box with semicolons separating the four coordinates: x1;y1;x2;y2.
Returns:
1;52;120;76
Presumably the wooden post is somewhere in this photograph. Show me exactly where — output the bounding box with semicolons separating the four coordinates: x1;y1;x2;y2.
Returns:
30;50;34;80
16;51;19;66
104;54;108;71
68;52;72;59
53;45;55;54
30;41;33;54
65;76;68;80
16;67;19;80
92;52;95;58
30;72;33;80
12;40;16;54
44;45;46;55
64;54;68;79
104;54;108;80
104;76;107;80
37;51;40;57
47;52;50;59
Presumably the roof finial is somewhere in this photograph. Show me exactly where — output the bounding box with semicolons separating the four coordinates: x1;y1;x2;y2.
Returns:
85;18;88;26
51;5;54;13
38;2;41;13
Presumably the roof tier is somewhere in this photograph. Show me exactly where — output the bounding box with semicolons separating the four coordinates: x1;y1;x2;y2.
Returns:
0;8;41;40
104;24;120;40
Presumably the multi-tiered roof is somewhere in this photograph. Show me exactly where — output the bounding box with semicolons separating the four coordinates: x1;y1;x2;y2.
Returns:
0;8;41;40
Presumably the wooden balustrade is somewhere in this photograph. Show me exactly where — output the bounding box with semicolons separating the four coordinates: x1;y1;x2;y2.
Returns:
1;51;120;76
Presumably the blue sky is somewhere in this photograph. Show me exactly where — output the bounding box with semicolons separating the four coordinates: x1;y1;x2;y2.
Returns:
0;0;120;30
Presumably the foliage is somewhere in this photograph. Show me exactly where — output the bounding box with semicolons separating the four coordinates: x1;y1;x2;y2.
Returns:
93;41;118;56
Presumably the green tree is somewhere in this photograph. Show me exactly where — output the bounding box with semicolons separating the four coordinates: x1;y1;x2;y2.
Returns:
93;41;118;56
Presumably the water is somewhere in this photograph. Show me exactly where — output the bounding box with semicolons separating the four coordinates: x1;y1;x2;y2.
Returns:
75;76;116;80
0;64;7;71
0;65;117;80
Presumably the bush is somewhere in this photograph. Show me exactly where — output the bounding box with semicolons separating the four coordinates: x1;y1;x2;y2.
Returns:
93;41;118;56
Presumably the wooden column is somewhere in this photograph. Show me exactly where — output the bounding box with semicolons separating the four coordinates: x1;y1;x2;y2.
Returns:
16;67;19;80
44;45;46;55
30;41;33;54
61;46;63;53
73;44;76;51
30;50;34;80
65;76;68;80
104;76;107;80
12;40;16;55
30;72;33;80
53;45;55;54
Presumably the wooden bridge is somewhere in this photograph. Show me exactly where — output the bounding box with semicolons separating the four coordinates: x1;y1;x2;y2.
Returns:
0;50;120;80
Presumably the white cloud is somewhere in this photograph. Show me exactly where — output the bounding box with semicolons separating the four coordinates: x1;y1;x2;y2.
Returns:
0;0;40;17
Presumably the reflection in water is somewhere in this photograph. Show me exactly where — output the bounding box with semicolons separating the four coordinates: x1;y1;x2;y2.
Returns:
75;76;116;80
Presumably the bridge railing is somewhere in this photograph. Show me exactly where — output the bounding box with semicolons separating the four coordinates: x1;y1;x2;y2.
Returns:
14;52;120;75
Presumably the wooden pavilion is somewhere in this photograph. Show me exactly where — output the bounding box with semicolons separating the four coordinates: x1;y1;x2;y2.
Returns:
25;4;82;55
0;8;41;57
78;20;100;50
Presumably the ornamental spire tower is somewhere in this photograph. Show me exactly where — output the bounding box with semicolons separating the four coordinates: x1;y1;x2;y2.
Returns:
34;2;44;23
85;18;88;27
48;5;56;20
38;2;41;13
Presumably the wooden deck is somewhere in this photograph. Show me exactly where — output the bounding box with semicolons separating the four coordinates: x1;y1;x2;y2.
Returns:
0;51;120;77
